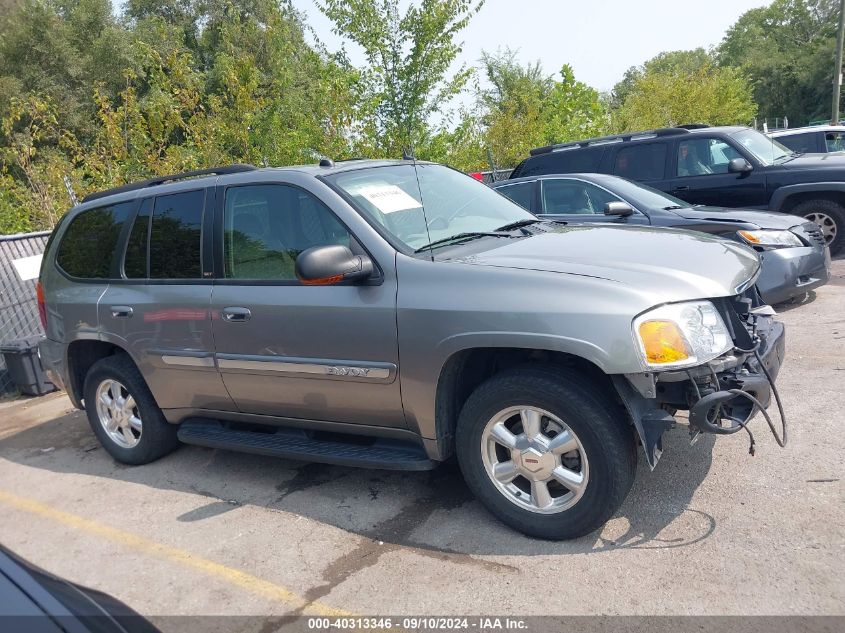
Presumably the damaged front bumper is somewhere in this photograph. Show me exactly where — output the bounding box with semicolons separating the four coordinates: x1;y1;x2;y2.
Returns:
612;313;786;470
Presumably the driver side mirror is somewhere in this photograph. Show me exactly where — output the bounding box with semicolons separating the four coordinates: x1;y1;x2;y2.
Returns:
603;201;634;217
295;245;374;285
728;158;753;174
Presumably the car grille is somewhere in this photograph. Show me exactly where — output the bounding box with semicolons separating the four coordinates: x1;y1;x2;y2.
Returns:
801;222;826;248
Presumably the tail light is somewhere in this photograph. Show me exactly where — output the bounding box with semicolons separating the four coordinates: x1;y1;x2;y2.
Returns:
469;172;484;181
36;281;47;331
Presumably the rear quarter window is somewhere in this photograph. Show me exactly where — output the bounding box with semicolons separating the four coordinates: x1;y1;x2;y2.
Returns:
495;182;534;209
777;132;819;154
55;201;135;279
516;146;605;177
825;132;844;152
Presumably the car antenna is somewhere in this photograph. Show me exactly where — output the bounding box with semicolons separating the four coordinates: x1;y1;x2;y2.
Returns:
486;148;499;182
403;143;435;260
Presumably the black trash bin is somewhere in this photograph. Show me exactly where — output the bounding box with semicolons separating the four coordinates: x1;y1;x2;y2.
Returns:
1;335;55;396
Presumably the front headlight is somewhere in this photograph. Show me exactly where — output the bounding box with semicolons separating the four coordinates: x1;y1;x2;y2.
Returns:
633;301;733;370
737;229;802;248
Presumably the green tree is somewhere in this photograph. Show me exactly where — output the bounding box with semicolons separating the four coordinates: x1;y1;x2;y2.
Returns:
478;49;608;168
718;0;840;124
611;48;714;108
318;0;483;156
0;0;132;139
612;53;757;131
0;95;79;231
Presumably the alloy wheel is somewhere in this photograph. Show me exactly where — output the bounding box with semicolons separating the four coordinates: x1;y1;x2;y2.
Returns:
804;211;837;245
480;406;589;514
95;379;142;448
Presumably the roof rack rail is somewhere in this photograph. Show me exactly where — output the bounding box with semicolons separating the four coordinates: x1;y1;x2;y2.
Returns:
677;123;710;129
82;164;257;203
529;127;691;156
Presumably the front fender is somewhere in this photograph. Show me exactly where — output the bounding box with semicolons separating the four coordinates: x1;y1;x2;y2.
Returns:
436;331;615;373
769;182;845;212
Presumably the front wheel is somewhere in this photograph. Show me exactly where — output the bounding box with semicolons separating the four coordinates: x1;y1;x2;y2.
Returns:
793;199;844;255
455;367;636;540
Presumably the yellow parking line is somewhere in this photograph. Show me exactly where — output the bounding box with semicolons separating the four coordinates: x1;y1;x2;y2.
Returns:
0;488;350;616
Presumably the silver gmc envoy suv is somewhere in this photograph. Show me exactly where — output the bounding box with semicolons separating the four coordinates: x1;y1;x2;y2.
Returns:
38;160;786;539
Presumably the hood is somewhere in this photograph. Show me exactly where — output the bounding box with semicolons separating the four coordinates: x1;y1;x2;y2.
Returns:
450;224;760;301
671;205;804;229
777;152;845;171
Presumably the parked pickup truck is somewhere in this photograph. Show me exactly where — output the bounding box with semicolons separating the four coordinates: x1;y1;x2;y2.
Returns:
38;160;786;539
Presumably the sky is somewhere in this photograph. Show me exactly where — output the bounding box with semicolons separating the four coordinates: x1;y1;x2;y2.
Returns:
290;0;772;93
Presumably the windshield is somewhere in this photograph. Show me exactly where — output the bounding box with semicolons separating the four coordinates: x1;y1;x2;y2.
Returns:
730;129;793;165
601;177;691;210
325;164;535;251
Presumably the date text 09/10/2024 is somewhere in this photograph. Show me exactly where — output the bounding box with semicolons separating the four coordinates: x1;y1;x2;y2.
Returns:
307;617;528;630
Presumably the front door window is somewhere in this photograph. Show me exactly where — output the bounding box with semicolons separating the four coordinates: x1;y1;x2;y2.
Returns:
676;138;742;177
223;184;352;281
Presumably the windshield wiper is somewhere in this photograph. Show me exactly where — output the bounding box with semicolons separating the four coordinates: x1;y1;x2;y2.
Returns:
662;205;685;210
494;218;542;232
414;231;513;253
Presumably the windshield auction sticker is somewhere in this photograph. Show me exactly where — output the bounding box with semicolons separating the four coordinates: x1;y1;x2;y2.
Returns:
357;185;422;214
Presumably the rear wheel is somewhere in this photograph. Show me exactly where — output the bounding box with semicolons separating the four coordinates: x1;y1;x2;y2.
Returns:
456;367;636;540
793;199;843;255
83;354;179;465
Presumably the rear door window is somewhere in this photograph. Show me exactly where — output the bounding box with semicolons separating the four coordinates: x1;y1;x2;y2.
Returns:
495;182;534;210
56;201;135;278
123;198;152;278
149;190;205;279
613;143;667;181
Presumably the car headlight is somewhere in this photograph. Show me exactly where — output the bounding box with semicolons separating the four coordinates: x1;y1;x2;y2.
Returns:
737;229;802;248
633;301;733;370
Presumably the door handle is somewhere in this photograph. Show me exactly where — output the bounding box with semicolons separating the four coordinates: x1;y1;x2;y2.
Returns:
110;305;133;318
221;307;251;322
673;185;690;191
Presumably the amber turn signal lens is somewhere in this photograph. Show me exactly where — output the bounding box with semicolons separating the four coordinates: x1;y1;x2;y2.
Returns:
737;230;761;244
638;320;691;364
300;274;344;286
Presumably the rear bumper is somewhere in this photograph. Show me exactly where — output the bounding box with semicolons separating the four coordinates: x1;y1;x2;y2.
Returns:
37;338;75;405
756;245;830;305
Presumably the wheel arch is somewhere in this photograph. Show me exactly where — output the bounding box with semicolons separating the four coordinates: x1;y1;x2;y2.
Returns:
770;183;845;213
66;337;136;408
432;346;624;461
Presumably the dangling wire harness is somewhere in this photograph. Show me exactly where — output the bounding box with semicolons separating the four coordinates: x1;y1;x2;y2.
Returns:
685;339;787;456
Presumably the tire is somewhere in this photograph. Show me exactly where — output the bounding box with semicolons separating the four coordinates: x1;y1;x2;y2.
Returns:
455;366;636;540
83;354;180;465
792;198;844;255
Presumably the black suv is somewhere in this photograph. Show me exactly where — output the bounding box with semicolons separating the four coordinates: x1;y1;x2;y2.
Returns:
510;125;845;254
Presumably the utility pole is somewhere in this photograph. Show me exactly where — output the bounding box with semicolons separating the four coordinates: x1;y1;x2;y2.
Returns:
834;0;845;124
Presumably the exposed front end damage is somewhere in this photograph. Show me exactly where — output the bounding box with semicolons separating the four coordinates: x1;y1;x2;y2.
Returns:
613;287;786;469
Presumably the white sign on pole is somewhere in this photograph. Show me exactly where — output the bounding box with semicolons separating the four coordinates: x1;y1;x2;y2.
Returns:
11;254;43;281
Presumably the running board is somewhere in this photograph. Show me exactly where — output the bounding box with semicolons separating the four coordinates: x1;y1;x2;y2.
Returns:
177;419;437;471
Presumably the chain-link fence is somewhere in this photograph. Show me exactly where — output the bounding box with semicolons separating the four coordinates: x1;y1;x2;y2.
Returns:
0;231;50;395
471;169;514;184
